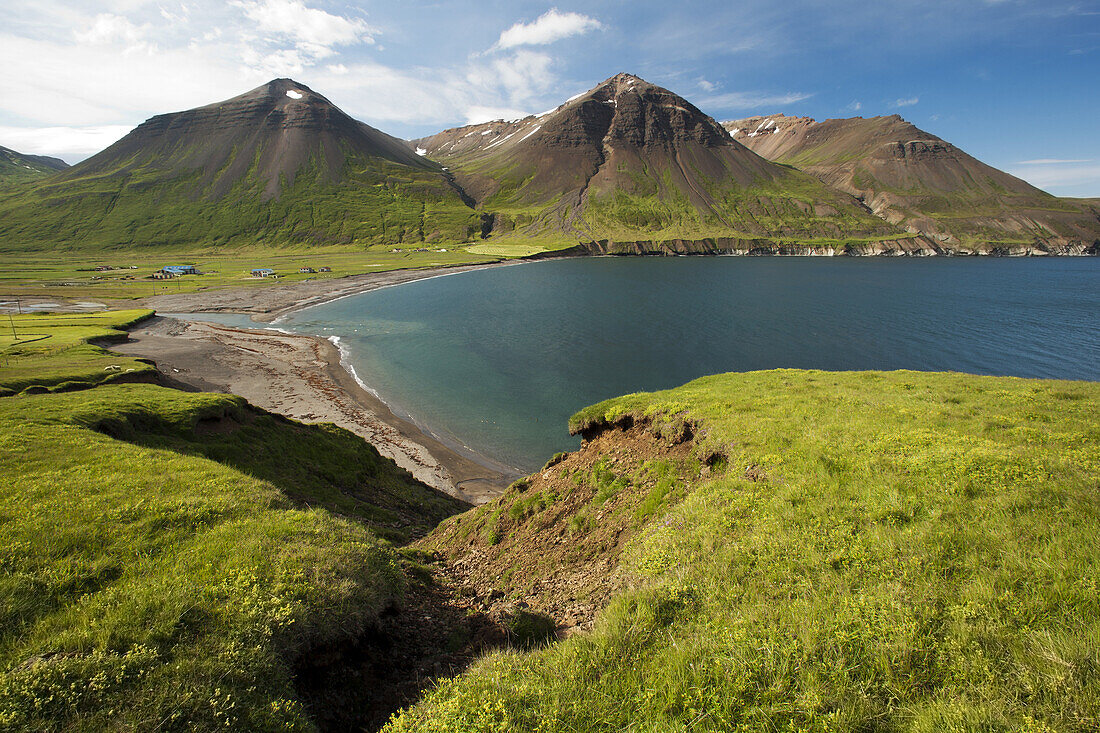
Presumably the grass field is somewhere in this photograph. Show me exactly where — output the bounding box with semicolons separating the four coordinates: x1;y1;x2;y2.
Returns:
0;312;467;730
0;247;503;303
0;310;156;395
389;369;1100;732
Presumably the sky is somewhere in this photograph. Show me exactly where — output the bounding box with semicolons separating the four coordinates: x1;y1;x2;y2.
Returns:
1;0;1098;197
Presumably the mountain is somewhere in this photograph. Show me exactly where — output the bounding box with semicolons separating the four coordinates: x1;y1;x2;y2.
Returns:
415;73;908;251
0;145;68;178
723;114;1100;254
0;79;482;250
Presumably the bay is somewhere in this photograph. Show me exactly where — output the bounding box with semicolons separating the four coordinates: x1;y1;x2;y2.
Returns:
275;257;1100;473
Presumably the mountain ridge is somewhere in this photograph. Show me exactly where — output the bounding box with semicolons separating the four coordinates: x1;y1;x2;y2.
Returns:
415;73;904;247
0;75;1094;254
722;113;1100;252
0;145;69;179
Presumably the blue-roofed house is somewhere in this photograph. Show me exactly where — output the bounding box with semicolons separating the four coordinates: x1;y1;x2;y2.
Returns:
251;268;275;278
162;265;197;275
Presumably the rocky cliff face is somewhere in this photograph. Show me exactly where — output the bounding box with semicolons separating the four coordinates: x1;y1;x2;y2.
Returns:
575;236;1096;257
723;114;1100;253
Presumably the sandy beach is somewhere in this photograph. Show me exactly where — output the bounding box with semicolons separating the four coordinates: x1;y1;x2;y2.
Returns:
113;315;516;504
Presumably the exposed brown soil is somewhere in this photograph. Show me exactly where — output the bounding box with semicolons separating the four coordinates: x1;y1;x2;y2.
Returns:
421;415;703;634
297;415;709;730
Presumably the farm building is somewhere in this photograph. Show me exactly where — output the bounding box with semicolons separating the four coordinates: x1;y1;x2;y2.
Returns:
319;266;332;272
299;267;316;274
251;268;275;278
162;265;197;275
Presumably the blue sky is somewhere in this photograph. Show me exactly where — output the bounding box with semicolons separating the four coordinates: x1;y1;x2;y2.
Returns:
1;0;1098;196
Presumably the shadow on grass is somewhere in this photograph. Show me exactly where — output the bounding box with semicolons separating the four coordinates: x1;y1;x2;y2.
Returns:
91;398;469;543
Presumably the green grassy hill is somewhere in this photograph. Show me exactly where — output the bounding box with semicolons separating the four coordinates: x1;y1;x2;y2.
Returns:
391;369;1100;732
0;312;468;730
0;146;68;181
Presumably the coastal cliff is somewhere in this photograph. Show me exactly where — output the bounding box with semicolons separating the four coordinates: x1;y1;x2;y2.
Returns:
573;236;1098;257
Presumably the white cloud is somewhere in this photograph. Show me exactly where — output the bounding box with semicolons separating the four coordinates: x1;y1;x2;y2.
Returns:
0;31;267;126
327;63;348;74
310;61;478;124
697;90;814;112
894;96;919;107
232;0;377;48
0;125;133;161
74;13;156;54
230;0;378;71
495;8;603;50
1007;162;1100;193
847;100;862;111
697;78;717;92
1017;158;1091;165
475;50;554;103
464;106;531;125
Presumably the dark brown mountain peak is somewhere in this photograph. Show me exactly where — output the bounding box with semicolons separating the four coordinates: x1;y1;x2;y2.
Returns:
63;77;439;200
567;73;731;150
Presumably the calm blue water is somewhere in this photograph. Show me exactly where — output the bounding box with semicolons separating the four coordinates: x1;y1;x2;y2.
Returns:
232;258;1097;472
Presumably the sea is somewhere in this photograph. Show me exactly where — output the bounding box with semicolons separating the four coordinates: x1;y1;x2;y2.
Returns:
187;257;1100;473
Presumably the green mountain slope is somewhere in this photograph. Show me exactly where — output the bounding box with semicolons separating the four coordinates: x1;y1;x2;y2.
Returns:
724;114;1100;253
392;369;1100;732
0;146;68;180
415;74;910;250
0;80;483;251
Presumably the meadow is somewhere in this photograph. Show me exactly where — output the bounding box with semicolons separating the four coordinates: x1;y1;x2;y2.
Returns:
0;311;466;730
0;247;502;304
0;310;157;394
390;369;1100;732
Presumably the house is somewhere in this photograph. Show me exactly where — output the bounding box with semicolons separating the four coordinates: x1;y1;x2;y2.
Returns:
318;266;332;272
162;265;197;276
151;270;177;279
251;268;275;278
298;267;316;274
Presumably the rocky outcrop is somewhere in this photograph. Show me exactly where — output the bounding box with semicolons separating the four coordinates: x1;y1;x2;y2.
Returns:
573;236;1097;257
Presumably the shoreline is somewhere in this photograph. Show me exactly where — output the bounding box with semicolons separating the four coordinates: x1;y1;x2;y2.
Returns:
141;260;527;323
112;315;518;504
139;259;542;501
